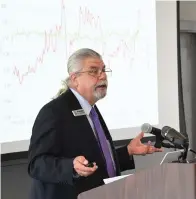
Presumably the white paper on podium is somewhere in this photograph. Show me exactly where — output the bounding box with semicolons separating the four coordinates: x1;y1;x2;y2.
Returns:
103;174;132;184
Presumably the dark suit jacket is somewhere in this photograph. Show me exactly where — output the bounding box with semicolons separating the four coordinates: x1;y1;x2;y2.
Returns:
28;89;135;199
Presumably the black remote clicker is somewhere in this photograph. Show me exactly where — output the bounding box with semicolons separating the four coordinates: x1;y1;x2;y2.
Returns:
86;162;94;167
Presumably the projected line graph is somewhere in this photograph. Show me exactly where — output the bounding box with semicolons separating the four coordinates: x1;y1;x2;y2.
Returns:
11;0;67;84
1;0;158;143
2;0;140;85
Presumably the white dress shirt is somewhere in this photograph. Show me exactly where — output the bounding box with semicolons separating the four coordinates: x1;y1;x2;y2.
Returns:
70;88;97;137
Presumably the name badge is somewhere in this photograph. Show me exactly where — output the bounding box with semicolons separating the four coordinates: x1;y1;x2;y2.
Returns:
72;109;86;117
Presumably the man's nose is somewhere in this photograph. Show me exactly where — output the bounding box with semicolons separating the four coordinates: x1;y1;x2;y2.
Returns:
99;70;107;80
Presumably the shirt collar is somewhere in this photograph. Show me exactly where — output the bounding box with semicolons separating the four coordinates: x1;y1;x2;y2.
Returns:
70;88;92;116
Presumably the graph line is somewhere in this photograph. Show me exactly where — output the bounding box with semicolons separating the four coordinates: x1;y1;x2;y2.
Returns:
2;0;140;84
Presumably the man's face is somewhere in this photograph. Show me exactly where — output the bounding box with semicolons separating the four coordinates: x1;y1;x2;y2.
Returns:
73;57;108;105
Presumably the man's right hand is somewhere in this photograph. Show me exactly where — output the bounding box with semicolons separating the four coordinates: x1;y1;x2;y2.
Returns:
73;156;98;177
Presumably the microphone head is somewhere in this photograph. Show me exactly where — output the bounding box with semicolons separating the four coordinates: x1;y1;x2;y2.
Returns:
161;126;188;141
161;126;171;137
141;123;152;134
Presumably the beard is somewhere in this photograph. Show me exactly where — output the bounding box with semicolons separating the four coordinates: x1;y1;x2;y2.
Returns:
93;80;108;102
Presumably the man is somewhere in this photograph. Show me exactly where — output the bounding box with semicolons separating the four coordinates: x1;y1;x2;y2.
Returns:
28;48;162;199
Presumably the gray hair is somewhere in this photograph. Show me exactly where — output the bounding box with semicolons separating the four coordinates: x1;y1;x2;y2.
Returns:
54;48;102;98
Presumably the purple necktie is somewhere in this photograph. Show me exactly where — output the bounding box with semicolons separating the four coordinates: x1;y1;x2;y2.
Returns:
90;107;116;177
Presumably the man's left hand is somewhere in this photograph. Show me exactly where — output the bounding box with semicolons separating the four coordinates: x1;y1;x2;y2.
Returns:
127;132;163;155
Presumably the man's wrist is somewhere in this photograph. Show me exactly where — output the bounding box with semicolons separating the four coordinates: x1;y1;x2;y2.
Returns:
127;145;132;155
73;168;80;179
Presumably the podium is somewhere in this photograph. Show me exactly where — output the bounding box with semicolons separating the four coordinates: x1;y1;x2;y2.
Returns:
78;163;196;199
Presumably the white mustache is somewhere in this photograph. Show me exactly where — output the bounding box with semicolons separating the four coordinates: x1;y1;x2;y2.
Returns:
95;81;108;88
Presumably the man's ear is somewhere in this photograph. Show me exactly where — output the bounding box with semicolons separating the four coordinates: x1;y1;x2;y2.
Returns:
70;73;79;87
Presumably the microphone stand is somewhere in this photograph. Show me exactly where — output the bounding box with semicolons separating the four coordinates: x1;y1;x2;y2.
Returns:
177;142;189;163
154;134;164;149
155;136;196;163
154;135;184;149
190;149;196;155
177;147;196;163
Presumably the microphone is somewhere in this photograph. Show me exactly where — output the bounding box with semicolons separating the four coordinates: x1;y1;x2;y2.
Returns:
141;123;162;136
141;123;163;148
161;126;188;143
161;126;189;157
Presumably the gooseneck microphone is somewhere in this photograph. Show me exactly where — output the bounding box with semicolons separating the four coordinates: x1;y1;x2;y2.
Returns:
161;126;188;143
161;126;189;162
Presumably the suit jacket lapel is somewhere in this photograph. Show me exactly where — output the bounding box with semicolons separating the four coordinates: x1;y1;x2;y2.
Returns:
63;89;106;161
63;89;95;141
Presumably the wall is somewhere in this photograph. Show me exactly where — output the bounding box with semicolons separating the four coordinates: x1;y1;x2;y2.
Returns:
1;160;30;199
180;1;196;152
180;32;196;152
180;1;196;21
180;1;196;33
